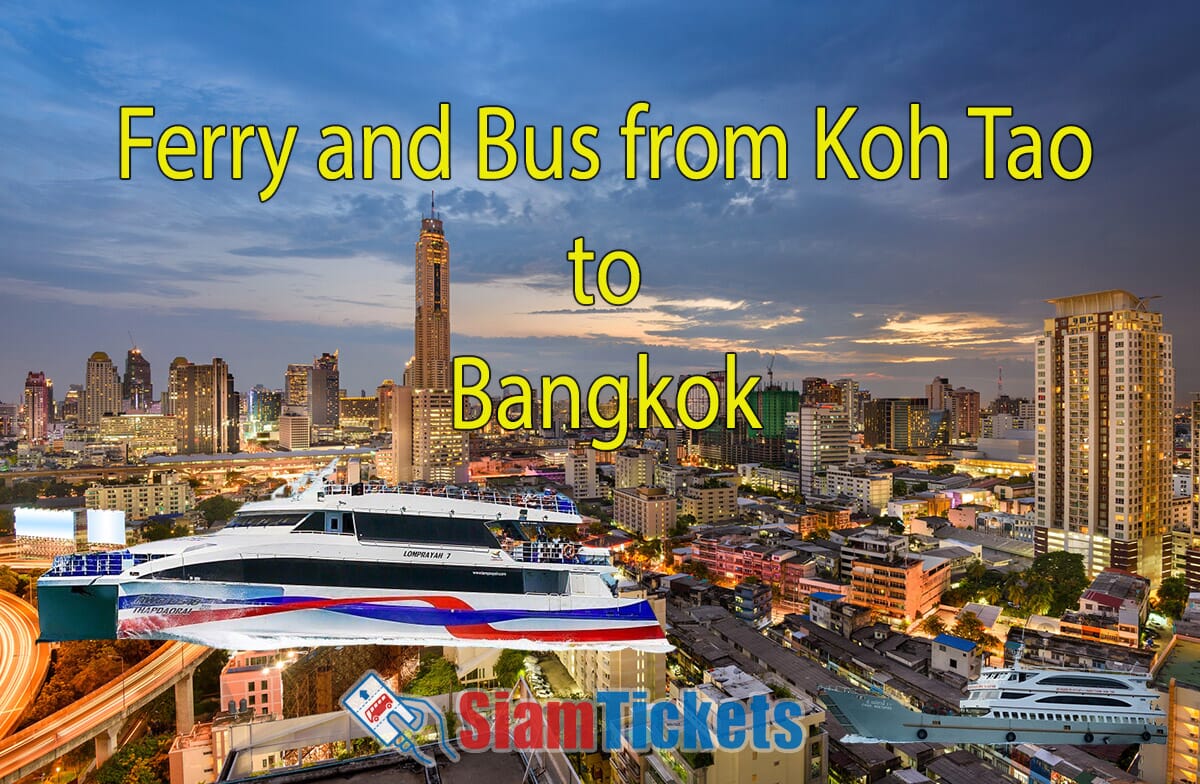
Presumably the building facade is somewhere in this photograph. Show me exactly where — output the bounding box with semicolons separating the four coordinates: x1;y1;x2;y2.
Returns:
82;351;122;426
1034;291;1174;583
85;475;195;520
172;357;239;454
22;371;50;443
613;486;675;539
680;482;737;523
798;405;850;497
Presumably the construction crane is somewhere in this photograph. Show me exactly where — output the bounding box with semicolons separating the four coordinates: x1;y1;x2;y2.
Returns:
766;352;777;388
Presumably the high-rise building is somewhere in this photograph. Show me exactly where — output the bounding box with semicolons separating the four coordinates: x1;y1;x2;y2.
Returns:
925;376;953;410
1035;291;1174;583
123;347;153;410
832;378;860;432
311;352;340;429
801;377;841;406
172;357;239;454
565;442;600;499
396;200;466;483
749;385;799;438
285;364;310;413
948;386;981;442
60;385;81;422
682;370;725;423
863;397;922;450
22;371;50;443
246;386;282;433
376;379;397;432
411;201;451;390
799;405;851;496
82;351;122;426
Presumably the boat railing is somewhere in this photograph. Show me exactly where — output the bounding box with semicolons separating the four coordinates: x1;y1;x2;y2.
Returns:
47;550;155;577
505;539;611;566
319;482;579;515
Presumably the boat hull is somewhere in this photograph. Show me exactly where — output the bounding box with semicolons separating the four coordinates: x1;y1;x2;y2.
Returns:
39;578;672;653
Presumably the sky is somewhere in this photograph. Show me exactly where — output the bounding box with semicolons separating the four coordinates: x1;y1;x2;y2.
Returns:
2;2;1199;405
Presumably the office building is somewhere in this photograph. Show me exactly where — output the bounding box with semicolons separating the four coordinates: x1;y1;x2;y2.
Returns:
1034;291;1174;583
613;486;675;539
123;347;153;410
338;395;378;430
849;553;952;623
246;386;282;433
278;411;312;450
311;352;340;429
817;464;892;516
22;371;50;443
798;404;851;496
801;376;841;406
863;397;915;450
172;357;239;454
82;351;122;426
98;413;177;458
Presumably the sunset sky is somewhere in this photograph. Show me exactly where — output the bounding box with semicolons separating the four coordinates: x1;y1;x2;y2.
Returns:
3;2;1199;403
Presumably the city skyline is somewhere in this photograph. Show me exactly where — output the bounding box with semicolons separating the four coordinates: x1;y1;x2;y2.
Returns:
4;4;1200;402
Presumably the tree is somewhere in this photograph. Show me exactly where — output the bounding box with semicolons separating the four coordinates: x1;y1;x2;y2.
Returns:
0;508;13;536
493;649;526;687
931;464;955;476
0;565;18;595
1157;576;1190;620
917;615;947;637
406;656;461;696
196;495;241;528
951;611;987;643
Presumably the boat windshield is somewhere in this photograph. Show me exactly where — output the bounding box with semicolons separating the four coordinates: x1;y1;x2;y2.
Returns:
487;519;532;543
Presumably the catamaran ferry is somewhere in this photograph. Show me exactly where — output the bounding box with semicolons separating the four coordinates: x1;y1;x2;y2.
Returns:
37;465;670;653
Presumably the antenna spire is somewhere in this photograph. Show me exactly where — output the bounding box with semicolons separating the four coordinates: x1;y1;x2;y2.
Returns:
430;190;436;218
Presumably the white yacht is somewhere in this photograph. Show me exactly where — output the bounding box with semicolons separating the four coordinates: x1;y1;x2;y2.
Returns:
37;464;670;653
960;667;1165;725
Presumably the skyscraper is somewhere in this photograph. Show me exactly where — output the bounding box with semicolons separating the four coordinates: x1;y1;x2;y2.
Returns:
832;378;860;432
172;357;239;454
799;405;851;496
312;351;340;429
1034;291;1174;583
82;351;122;426
23;371;50;443
411;199;451;390
394;197;466;483
925;376;953;410
123;347;153;410
948;386;981;442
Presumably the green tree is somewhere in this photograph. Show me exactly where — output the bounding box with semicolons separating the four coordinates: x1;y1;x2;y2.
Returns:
0;565;18;595
494;649;526;687
931;464;955;476
951;611;987;643
1157;576;1190;619
1025;551;1088;616
0;508;13;536
917;615;947;637
406;656;461;696
196;495;241;528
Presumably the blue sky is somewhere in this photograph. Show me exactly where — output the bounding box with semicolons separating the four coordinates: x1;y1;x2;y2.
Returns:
3;2;1199;404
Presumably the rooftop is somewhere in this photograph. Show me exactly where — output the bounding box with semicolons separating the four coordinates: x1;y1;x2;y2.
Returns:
1155;636;1200;690
933;634;977;653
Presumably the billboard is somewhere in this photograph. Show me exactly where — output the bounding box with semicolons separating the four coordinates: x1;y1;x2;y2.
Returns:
14;507;75;540
87;509;127;546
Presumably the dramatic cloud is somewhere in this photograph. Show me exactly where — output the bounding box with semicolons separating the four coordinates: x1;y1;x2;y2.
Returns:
2;2;1199;403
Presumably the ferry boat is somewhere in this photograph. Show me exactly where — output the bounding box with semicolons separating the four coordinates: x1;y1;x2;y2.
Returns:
960;667;1165;725
37;466;670;653
821;665;1167;746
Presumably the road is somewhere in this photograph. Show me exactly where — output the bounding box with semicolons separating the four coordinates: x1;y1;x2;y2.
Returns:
0;592;50;739
0;642;209;784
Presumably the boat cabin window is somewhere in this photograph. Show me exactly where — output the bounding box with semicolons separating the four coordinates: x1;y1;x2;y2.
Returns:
355;512;501;548
228;513;312;528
